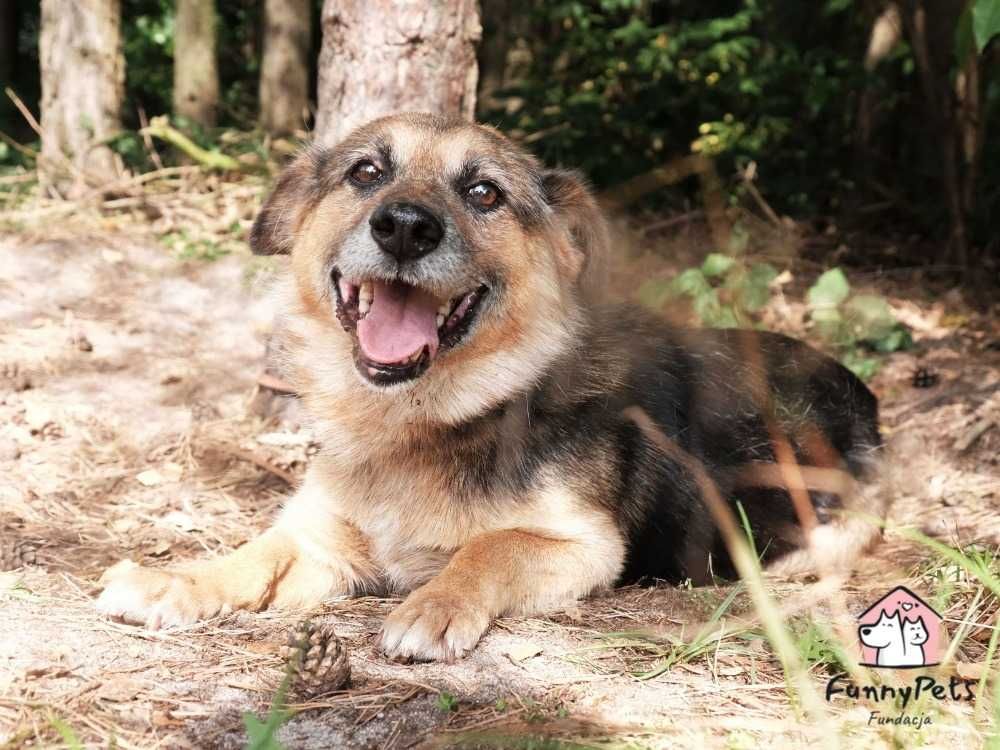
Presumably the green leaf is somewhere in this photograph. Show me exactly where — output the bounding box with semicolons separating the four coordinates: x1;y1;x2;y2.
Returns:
872;327;913;353
806;268;850;309
701;252;736;278
841;350;881;381
671;268;712;298
748;262;779;285
740;262;778;311
973;0;1000;53
244;714;267;740
824;0;853;14
694;289;721;326
243;712;287;750
811;307;847;345
49;715;84;750
637;278;673;310
843;293;897;342
437;692;458;712
243;670;292;750
696;295;741;328
713;305;742;328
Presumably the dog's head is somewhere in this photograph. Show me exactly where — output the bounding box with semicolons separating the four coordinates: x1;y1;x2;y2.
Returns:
859;610;902;649
251;113;608;421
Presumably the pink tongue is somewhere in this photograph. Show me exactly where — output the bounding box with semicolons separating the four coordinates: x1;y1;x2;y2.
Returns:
357;281;440;364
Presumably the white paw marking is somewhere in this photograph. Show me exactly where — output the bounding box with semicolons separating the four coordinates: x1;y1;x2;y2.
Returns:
377;588;490;662
95;564;218;629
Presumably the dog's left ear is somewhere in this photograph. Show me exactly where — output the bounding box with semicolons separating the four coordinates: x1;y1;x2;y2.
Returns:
249;150;323;256
542;169;610;294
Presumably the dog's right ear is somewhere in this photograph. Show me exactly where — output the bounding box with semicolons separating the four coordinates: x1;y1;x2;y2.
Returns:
249;149;323;256
541;169;610;297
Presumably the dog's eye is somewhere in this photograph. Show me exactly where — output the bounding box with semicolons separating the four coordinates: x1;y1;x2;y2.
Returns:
465;181;502;211
349;160;382;186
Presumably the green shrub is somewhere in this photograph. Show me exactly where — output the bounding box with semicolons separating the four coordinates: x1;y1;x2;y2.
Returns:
488;0;870;215
638;251;778;329
806;267;912;379
638;254;910;380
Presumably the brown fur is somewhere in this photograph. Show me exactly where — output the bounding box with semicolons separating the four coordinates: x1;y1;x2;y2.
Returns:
97;113;884;661
97;113;623;661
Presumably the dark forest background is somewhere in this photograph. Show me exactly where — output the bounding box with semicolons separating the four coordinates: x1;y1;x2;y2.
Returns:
2;0;998;274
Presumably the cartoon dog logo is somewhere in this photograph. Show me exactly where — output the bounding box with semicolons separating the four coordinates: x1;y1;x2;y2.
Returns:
858;586;942;668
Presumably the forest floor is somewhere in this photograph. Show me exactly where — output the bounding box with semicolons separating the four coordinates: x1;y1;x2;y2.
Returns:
0;225;998;750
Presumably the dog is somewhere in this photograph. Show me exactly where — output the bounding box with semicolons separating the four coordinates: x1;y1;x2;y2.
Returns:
859;610;928;667
97;113;884;661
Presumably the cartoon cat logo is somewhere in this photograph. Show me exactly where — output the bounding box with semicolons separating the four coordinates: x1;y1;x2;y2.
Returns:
857;586;942;668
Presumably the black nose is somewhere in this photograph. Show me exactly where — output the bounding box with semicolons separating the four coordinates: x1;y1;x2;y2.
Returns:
369;202;444;262
861;628;871;636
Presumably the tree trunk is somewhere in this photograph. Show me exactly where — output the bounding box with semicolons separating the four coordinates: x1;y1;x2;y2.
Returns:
956;53;982;216
315;0;481;146
173;0;219;128
901;0;969;268
259;0;311;136
39;0;124;195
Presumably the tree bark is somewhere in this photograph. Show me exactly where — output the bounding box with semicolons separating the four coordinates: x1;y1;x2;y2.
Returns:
315;0;481;146
956;53;983;216
173;0;219;128
259;0;311;136
39;0;124;195
901;0;969;268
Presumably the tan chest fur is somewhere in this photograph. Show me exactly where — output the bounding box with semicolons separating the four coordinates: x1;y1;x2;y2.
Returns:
298;437;606;593
313;448;503;591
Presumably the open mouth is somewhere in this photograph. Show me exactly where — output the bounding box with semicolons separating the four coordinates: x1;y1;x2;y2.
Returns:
332;269;488;386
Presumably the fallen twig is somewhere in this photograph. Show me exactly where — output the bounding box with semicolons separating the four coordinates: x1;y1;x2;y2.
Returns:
0;129;37;158
137;106;165;171
954;417;996;453
141;116;241;172
214;441;298;487
641;210;705;235
740;161;784;229
5;87;43;137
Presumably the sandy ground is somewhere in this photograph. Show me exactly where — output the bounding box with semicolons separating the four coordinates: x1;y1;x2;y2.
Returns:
0;232;998;749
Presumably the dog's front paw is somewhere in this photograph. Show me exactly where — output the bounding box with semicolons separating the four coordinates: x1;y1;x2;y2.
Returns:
96;560;228;629
378;584;491;662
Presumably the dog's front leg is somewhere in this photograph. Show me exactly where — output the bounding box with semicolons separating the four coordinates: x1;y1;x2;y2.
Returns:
97;473;378;628
378;515;625;662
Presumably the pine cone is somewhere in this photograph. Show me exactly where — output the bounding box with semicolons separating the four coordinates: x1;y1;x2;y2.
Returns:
281;620;350;697
0;539;37;571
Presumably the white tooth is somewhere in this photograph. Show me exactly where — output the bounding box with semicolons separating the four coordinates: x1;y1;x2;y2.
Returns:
436;313;445;328
438;301;451;316
359;281;374;304
358;281;373;316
